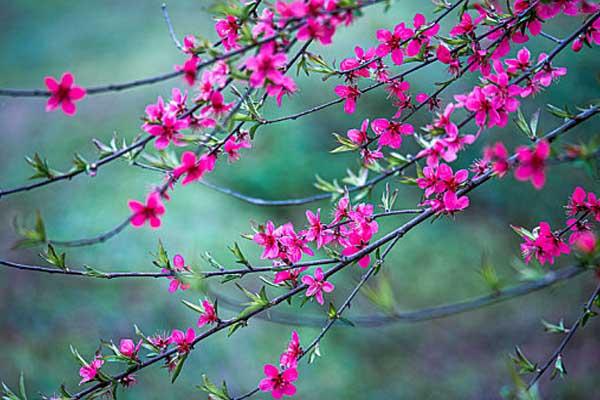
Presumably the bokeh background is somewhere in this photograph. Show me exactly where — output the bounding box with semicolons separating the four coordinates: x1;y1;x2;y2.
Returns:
1;1;599;399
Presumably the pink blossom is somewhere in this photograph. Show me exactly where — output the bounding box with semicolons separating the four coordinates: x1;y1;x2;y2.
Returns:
505;47;532;74
253;9;276;38
376;23;411;65
520;222;570;265
182;35;197;54
175;56;200;86
169;328;195;354
163;254;191;293
371;118;414;149
304;209;333;248
246;43;287;88
279;223;314;263
44;72;86;116
280;331;302;369
274;266;307;286
515;140;550;190
574;230;597;254
436;44;461;75
566;186;588;216
334;84;360;114
534;53;567;87
301;267;335;305
173;151;216;185
128;192;166;229
259;364;298;399
224;131;252;162
340;229;373;268
347;119;369;145
197;299;219;327
333;196;351;224
440;191;470;214
215;16;240;51
119;339;141;359
144;112;189;150
454;86;501;128
254;221;281;259
450;12;479;37
79;356;104;385
404;13;440;56
297;17;334;45
482;142;509;177
266;75;297;106
587;192;600;221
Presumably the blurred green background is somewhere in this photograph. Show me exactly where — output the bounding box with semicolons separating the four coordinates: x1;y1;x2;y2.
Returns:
1;1;599;399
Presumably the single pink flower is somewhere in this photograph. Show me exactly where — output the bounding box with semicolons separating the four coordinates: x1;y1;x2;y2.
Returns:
304;209;333;248
173;152;216;185
128;192;166;229
515;140;550;190
280;331;302;369
334;84;360;114
175;55;200;86
197;299;219;327
215;15;240;51
163;254;191;293
254;221;281;259
144;112;189;150
246;43;287;88
375;23;411;65
44;72;86;116
301;267;334;305
169;328;195;354
119;339;141;359
574;230;597;254
79;356;104;385
371;118;414;149
259;364;298;399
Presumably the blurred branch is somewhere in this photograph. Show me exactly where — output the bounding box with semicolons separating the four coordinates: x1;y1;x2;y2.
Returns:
211;265;588;327
161;3;183;50
527;281;600;390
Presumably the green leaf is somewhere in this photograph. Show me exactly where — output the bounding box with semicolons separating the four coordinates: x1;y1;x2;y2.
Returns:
479;257;502;293
198;374;232;400
307;343;321;364
40;244;67;270
152;240;170;269
228;242;252;269
12;211;47;249
83;265;109;279
550;354;567;380
510;346;537;375
542;319;569;334
25;153;58;180
171;353;188;383
182;299;205;314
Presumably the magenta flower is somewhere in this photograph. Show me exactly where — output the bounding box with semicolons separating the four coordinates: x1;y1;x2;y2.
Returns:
215;15;240;51
274;266;307;286
254;221;281;259
266;75;297;106
279;223;314;263
175;55;200;86
506;47;532;74
144;112;189;150
44;72;86;116
280;331;302;369
347;118;370;146
301;267;334;305
341;230;372;268
376;23;411;65
169;328;195;354
259;364;298;399
482;142;509;177
449;12;479;37
566;186;588;216
163;254;191;293
246;43;287;88
119;339;141;359
574;230;597;254
520;222;570;265
334;84;360;114
534;53;567;87
79;356;104;385
371;118;414;149
304;209;333;248
297;17;335;45
224;132;252;162
404;13;440;56
128;192;166;229
197;299;219;327
440;191;470;215
173;151;216;185
515;140;550;190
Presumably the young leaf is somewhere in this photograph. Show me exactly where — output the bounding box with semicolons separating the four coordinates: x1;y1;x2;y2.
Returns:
510;346;537;375
40;244;67;270
25;153;58;180
171;353;188;383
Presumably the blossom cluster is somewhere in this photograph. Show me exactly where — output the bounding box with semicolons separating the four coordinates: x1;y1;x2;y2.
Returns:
253;196;381;303
517;186;600;266
259;331;302;399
